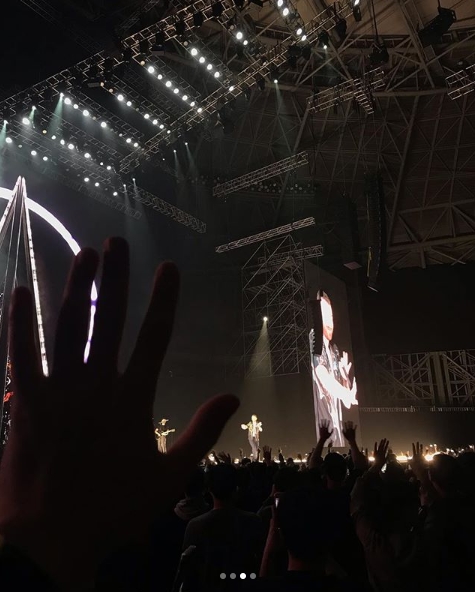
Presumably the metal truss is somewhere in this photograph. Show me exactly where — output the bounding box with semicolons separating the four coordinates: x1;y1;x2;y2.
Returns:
116;0;162;36
241;235;322;377
447;64;475;100
216;217;315;253
115;71;174;124
127;186;206;233
371;350;475;408
20;0;102;53
308;68;385;115
123;1;356;160
258;244;324;267
213;151;308;197
360;406;475;413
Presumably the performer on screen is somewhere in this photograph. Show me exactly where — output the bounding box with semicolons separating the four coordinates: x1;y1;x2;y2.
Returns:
241;414;262;458
154;418;175;453
310;291;357;447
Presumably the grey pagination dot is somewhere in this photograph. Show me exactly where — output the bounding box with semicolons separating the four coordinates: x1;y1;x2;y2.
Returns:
230;573;236;580
220;573;226;580
250;573;257;579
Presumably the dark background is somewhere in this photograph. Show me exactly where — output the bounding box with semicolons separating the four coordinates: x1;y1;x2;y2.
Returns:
2;160;474;455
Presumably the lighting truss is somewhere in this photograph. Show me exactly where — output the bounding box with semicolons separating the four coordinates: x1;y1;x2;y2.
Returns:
446;64;475;100
72;89;142;143
258;244;324;267
126;186;206;233
241;235;316;377
144;58;203;106
308;68;385;114
213;151;309;197
184;41;235;87
272;0;307;42
215;217;315;253
121;0;356;164
116;0;162;36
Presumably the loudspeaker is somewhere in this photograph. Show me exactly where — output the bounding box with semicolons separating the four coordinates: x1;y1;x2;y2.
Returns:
341;196;361;270
365;171;386;291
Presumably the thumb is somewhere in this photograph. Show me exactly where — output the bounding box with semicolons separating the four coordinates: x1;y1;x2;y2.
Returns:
168;394;239;471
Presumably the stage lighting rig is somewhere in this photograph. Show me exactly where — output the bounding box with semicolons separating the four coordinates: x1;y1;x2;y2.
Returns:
212;1;224;18
418;6;456;47
370;42;389;66
193;11;204;27
318;31;330;49
335;18;347;40
352;0;362;22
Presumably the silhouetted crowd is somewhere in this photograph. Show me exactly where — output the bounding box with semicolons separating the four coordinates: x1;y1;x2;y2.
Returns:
0;238;474;592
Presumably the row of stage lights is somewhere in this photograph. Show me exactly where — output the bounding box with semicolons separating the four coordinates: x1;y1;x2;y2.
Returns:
60;94;142;149
2;134;120;196
144;65;203;111
276;0;308;42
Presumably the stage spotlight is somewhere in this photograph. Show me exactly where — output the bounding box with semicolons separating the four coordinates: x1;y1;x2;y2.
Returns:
212;1;224;17
182;94;188;101
64;97;72;105
277;0;283;6
193;11;204;27
51;134;57;140
318;31;329;49
84;177;90;182
214;71;221;78
95;182;100;187
134;142;139;147
282;7;289;16
5;137;12;144
418;6;457;47
157;74;163;80
174;88;179;94
270;68;279;83
243;40;248;46
190;47;198;56
126;138;132;144
257;75;266;91
296;27;302;35
22;117;30;125
113;191;118;196
236;31;243;40
335;18;347;39
173;149;177;153
167;129;171;133
60;139;65;145
301;34;307;41
83;109;90;117
73;103;79;109
175;20;186;36
144;113;150;119
85;152;91;158
100;121;107;128
370;42;389;66
263;316;268;322
197;107;203;113
166;80;172;87
30;150;37;156
159;124;165;129
207;63;213;70
67;143;75;150
107;165;112;170
43;156;48;161
147;65;155;73
126;100;132;107
352;0;362;22
153;118;158;124
185;141;188;145
191;101;196;107
229;85;235;91
199;56;206;64
117;94;124;102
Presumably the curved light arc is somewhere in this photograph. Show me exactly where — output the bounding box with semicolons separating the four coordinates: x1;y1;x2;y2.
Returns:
0;185;97;363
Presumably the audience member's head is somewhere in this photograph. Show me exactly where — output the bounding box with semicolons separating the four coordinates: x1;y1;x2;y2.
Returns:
277;487;335;567
273;466;300;494
323;452;348;488
185;467;206;499
207;464;238;503
429;453;463;497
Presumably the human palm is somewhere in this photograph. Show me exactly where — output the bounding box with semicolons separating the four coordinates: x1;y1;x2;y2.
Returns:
0;238;239;587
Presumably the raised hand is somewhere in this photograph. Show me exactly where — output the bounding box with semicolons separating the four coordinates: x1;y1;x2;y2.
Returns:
262;445;272;465
318;419;333;444
372;439;390;471
410;441;427;481
0;238;239;587
217;452;232;465
342;421;357;443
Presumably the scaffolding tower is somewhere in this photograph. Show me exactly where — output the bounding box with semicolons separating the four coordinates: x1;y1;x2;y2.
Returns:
241;235;323;377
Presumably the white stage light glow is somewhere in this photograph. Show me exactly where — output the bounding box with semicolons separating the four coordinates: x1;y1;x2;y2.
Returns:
236;31;243;40
22;117;30;125
199;57;205;64
147;66;155;73
126;100;132;107
117;94;124;102
100;121;107;128
83;109;90;117
165;80;172;87
5;137;12;144
283;7;289;16
144;113;150;119
64;97;72;105
31;150;37;156
191;48;198;56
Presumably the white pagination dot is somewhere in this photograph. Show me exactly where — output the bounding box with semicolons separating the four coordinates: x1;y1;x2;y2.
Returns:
220;573;226;580
240;573;246;579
